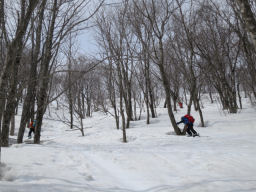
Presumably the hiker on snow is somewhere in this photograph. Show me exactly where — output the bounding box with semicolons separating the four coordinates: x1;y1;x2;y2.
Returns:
28;119;36;139
176;114;199;137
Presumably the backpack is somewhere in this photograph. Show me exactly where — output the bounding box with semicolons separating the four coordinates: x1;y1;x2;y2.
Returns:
184;114;195;123
32;120;36;128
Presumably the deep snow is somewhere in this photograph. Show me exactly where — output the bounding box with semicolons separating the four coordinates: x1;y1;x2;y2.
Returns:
0;98;256;192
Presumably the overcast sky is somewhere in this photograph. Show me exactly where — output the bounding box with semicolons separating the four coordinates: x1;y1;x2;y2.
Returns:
76;0;122;56
77;29;98;56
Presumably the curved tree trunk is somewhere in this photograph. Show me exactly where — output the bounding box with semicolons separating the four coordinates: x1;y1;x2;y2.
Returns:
158;40;182;135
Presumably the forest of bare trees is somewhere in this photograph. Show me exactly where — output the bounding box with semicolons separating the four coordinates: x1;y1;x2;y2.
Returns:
0;0;255;147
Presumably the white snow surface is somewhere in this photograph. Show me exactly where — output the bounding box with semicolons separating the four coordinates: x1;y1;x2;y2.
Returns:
1;98;256;192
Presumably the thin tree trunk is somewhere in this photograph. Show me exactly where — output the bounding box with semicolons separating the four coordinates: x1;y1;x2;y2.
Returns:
82;92;85;118
197;99;205;127
173;97;177;112
0;87;6;132
133;92;137;121
120;94;126;142
148;89;156;118
145;76;150;124
183;87;188;105
114;105;119;130
86;95;91;117
67;32;74;128
80;116;84;136
237;83;242;109
146;97;150;124
10;114;15;136
209;89;214;103
187;94;193;115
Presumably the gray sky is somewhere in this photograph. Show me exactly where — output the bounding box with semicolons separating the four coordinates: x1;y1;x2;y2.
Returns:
77;29;98;56
76;0;121;56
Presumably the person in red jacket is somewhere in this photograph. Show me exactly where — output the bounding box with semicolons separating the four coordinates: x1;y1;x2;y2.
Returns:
28;120;36;139
178;101;183;108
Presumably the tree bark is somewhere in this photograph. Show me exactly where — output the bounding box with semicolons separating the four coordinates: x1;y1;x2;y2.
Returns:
158;40;182;135
10;114;15;136
236;0;256;50
18;0;46;143
34;0;58;144
0;0;39;146
1;48;21;146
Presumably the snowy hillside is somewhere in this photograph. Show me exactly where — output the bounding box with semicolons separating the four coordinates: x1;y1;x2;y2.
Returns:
0;98;256;192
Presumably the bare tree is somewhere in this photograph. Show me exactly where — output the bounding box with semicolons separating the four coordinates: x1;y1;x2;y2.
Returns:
0;0;40;147
17;0;47;143
129;3;157;123
33;0;104;144
171;0;205;126
95;5;131;142
193;2;239;113
133;0;183;135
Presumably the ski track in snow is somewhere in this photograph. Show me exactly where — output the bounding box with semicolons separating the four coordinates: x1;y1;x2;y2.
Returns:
1;99;256;192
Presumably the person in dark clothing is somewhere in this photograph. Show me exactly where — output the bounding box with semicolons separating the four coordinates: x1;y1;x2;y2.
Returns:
28;120;36;138
177;115;199;137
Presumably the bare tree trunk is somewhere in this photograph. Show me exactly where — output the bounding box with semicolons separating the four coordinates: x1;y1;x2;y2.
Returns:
82;92;86;118
0;88;6;132
209;89;214;103
146;97;150;124
173;97;177;112
158;40;182;135
144;71;150;124
133;92;137;121
67;32;74;128
68;95;74;128
79;116;85;136
114;107;119;130
236;0;256;50
18;0;46;143
120;92;127;142
148;88;156;118
34;0;58;144
187;93;193;115
117;58;127;141
67;67;74;128
1;46;22;146
183;87;188;105
196;99;205;127
237;82;242;109
86;95;91;117
10;114;15;136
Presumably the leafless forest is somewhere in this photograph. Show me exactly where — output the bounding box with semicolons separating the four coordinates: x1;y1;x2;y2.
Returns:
0;0;255;146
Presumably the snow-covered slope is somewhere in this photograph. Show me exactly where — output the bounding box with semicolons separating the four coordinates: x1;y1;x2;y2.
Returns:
0;98;256;192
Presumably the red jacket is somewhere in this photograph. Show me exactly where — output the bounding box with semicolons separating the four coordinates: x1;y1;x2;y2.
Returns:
29;121;35;129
